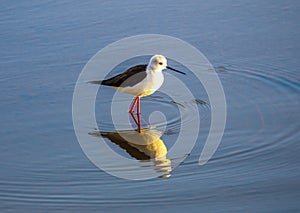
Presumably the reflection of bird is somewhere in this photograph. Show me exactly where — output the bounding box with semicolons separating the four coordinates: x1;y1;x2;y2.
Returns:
90;128;172;178
90;55;185;117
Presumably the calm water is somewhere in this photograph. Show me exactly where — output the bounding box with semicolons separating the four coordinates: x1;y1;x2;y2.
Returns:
1;0;300;212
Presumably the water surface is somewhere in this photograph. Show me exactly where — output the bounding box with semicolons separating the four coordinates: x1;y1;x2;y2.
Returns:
1;0;300;212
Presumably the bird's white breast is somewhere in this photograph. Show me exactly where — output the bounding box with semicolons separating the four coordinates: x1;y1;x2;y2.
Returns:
118;70;164;97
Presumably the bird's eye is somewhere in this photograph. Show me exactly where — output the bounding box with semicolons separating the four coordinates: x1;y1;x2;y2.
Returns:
159;62;163;65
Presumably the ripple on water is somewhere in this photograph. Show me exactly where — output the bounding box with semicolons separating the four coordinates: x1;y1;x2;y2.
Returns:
186;63;300;179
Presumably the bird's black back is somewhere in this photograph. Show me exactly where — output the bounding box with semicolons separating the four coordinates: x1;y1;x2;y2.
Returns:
100;64;148;87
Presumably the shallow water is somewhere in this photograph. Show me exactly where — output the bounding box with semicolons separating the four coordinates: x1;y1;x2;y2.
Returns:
1;0;300;212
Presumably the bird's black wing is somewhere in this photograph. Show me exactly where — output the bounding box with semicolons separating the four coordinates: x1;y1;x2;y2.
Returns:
100;64;148;87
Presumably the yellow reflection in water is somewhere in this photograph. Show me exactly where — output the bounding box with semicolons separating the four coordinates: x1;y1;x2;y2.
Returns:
90;128;171;178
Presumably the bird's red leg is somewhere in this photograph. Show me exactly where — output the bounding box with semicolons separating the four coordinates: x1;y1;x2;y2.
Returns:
137;97;141;132
129;96;141;132
129;105;141;133
137;97;141;115
137;116;141;133
129;97;138;114
130;111;139;126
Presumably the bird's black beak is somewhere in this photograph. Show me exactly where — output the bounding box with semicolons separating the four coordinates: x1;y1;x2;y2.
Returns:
166;66;186;75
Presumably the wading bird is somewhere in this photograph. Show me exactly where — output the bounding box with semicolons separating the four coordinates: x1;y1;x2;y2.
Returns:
90;55;185;130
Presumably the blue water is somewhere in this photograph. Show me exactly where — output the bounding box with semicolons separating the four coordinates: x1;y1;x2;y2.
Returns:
1;0;300;212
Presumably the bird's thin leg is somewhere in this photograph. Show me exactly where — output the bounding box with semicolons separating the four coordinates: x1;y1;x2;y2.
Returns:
129;97;141;132
137;97;141;115
137;118;141;133
137;97;141;132
129;108;141;133
130;111;139;126
129;97;138;114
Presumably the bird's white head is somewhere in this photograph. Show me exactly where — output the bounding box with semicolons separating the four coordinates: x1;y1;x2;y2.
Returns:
148;55;186;75
148;55;167;72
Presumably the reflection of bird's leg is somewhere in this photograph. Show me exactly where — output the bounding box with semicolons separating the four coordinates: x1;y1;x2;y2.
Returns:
129;97;138;114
